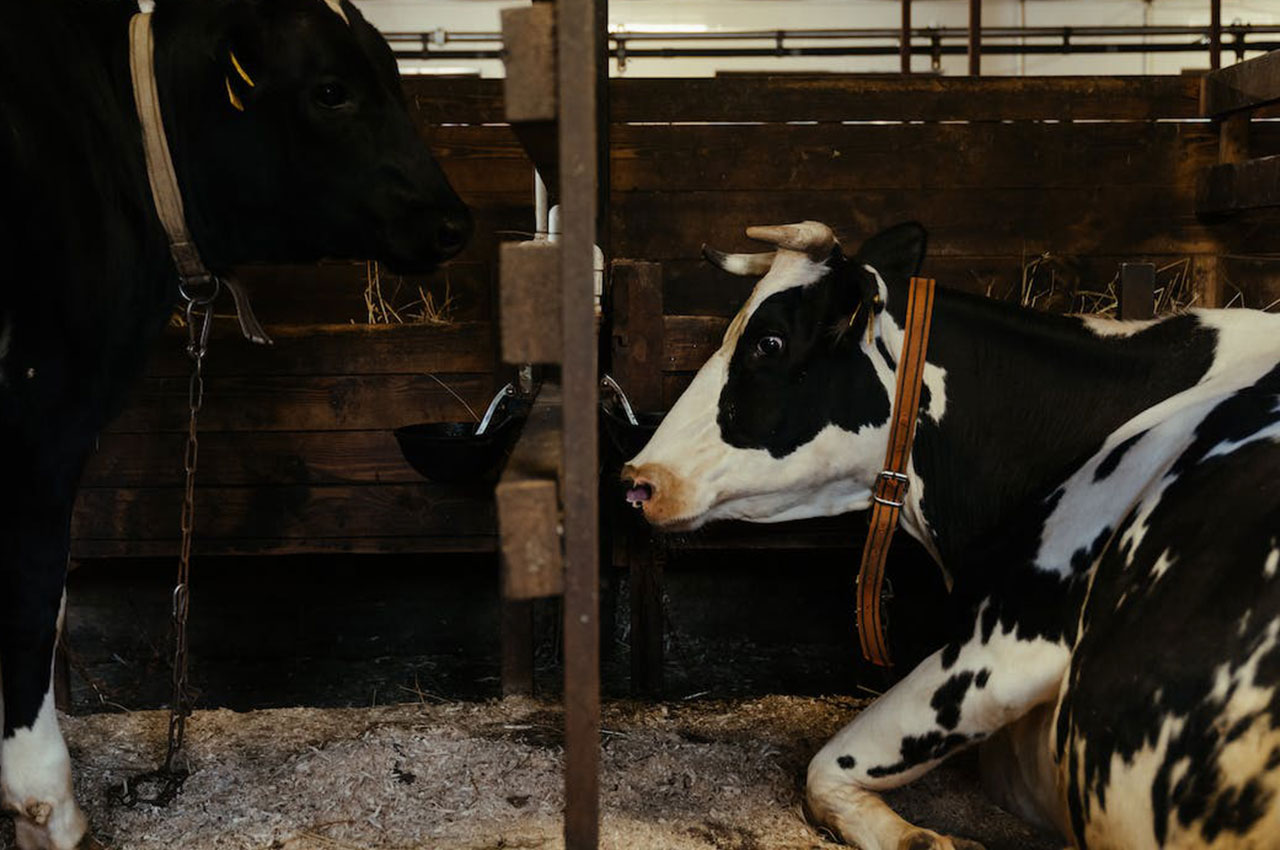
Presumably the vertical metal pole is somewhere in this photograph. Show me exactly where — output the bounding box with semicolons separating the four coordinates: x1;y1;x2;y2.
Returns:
900;0;911;74
1210;0;1222;70
558;0;600;847
968;0;981;76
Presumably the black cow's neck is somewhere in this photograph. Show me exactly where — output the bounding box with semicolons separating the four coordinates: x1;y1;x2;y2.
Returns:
896;284;1215;582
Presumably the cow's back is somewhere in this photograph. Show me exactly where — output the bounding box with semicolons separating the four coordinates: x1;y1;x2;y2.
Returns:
1056;362;1280;849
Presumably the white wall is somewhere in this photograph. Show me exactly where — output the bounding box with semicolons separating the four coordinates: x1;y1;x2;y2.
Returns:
352;0;1279;78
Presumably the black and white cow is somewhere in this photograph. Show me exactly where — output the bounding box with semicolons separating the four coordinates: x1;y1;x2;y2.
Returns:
0;1;469;846
623;220;1280;849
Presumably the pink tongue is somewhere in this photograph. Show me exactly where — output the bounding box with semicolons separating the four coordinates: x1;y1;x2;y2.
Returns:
626;486;651;504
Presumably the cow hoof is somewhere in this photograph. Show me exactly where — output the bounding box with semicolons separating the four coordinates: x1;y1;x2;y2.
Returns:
10;805;90;850
898;830;986;850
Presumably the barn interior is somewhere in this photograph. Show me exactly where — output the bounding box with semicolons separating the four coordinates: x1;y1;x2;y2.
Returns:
16;0;1280;848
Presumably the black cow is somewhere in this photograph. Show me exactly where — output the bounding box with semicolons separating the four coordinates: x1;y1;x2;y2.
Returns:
623;221;1280;849
0;1;469;846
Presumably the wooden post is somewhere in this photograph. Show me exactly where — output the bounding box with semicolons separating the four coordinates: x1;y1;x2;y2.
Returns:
558;0;601;845
1210;0;1222;71
968;0;981;76
1119;263;1156;320
501;600;535;696
609;261;665;695
900;0;912;75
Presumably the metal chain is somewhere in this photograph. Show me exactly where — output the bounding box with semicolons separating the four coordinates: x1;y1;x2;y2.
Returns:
116;278;218;809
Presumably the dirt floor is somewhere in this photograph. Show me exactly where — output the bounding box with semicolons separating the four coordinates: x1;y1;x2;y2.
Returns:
2;696;1059;850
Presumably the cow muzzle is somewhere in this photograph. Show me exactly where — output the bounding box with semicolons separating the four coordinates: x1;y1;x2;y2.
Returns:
619;462;697;529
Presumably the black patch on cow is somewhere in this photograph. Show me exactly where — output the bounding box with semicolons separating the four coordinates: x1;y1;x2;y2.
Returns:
717;253;893;458
930;671;974;730
866;731;971;778
837;755;856;770
974;669;990;689
876;337;896;369
1053;374;1280;846
1094;431;1146;481
1070;526;1113;574
940;641;962;670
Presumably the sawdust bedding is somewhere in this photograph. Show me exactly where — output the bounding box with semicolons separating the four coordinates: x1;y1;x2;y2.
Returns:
4;696;1058;850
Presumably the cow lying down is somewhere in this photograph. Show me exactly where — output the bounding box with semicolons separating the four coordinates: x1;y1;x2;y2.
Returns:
623;221;1280;850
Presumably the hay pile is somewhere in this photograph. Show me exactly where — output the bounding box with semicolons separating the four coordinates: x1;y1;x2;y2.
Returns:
15;696;1058;850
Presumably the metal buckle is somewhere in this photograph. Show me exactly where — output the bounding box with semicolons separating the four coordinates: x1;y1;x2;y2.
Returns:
872;470;910;508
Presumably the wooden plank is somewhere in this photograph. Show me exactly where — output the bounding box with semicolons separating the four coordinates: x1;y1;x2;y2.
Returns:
71;535;497;559
71;484;496;541
409;75;1203;127
407;77;506;127
1198;154;1280;215
610;122;1218;193
83;431;425;488
500;240;562;364
1201;50;1280;117
609;261;664;411
502;5;557;123
108;373;494;433
143;322;494;378
1118;263;1156;320
664;316;727;371
968;0;981;76
610;75;1201;123
1220;113;1251;166
629;537;665;697
497;394;564;600
611;187;1221;261
232;261;496;325
558;0;603;840
501;600;536;696
416;125;535;198
661;253;1227;318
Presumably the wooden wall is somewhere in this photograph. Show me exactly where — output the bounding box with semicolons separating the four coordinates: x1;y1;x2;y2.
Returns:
72;75;1280;557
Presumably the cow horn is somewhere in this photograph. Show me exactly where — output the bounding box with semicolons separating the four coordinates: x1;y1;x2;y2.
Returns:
702;245;777;277
744;221;836;261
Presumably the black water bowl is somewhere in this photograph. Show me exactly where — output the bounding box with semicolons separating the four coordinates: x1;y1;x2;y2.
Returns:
600;403;665;463
394;400;530;484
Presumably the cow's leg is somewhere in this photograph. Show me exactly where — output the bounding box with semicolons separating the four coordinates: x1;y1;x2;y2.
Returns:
807;607;1070;849
0;489;87;850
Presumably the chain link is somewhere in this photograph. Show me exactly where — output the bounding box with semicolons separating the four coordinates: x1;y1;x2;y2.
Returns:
116;279;218;809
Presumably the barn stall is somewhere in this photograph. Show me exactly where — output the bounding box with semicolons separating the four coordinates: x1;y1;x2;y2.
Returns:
20;6;1280;849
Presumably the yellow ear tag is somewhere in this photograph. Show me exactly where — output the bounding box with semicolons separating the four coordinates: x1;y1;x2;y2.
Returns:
229;51;256;87
226;77;245;111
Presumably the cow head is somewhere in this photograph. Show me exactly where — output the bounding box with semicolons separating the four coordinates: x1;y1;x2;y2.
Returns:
155;0;471;272
621;221;927;530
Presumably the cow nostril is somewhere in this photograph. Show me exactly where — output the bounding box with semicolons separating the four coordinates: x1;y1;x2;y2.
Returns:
436;215;471;254
624;480;653;508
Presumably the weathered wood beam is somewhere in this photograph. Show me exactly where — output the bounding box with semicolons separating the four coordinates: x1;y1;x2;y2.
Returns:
500;240;561;364
1201;49;1280;117
968;0;981;76
900;0;912;74
1198;154;1280;215
496;390;564;600
558;0;603;842
1118;263;1156;320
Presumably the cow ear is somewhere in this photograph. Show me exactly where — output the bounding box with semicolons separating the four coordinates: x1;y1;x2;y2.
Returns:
854;222;927;285
220;2;267;111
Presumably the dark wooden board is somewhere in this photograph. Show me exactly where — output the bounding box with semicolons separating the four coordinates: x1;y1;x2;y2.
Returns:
1198;154;1280;214
407;76;1202;128
82;431;424;488
143;322;494;378
611;187;1221;261
612;122;1218;192
108;373;494;433
72;484;495;541
609;75;1202;124
71;535;497;559
660;253;1219;317
1201;50;1280;117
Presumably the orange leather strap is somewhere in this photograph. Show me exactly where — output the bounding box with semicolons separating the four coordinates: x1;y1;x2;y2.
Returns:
856;276;937;667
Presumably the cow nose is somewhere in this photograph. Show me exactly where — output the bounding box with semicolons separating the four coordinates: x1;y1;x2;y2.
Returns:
624;478;653;508
435;211;472;257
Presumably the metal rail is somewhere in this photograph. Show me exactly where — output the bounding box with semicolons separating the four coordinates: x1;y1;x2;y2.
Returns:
389;23;1280;69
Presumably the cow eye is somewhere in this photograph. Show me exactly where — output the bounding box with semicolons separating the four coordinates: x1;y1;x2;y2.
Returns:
754;334;786;358
314;82;350;109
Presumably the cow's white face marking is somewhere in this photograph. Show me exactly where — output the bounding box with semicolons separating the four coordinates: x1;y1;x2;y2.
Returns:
626;250;932;531
321;0;350;26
